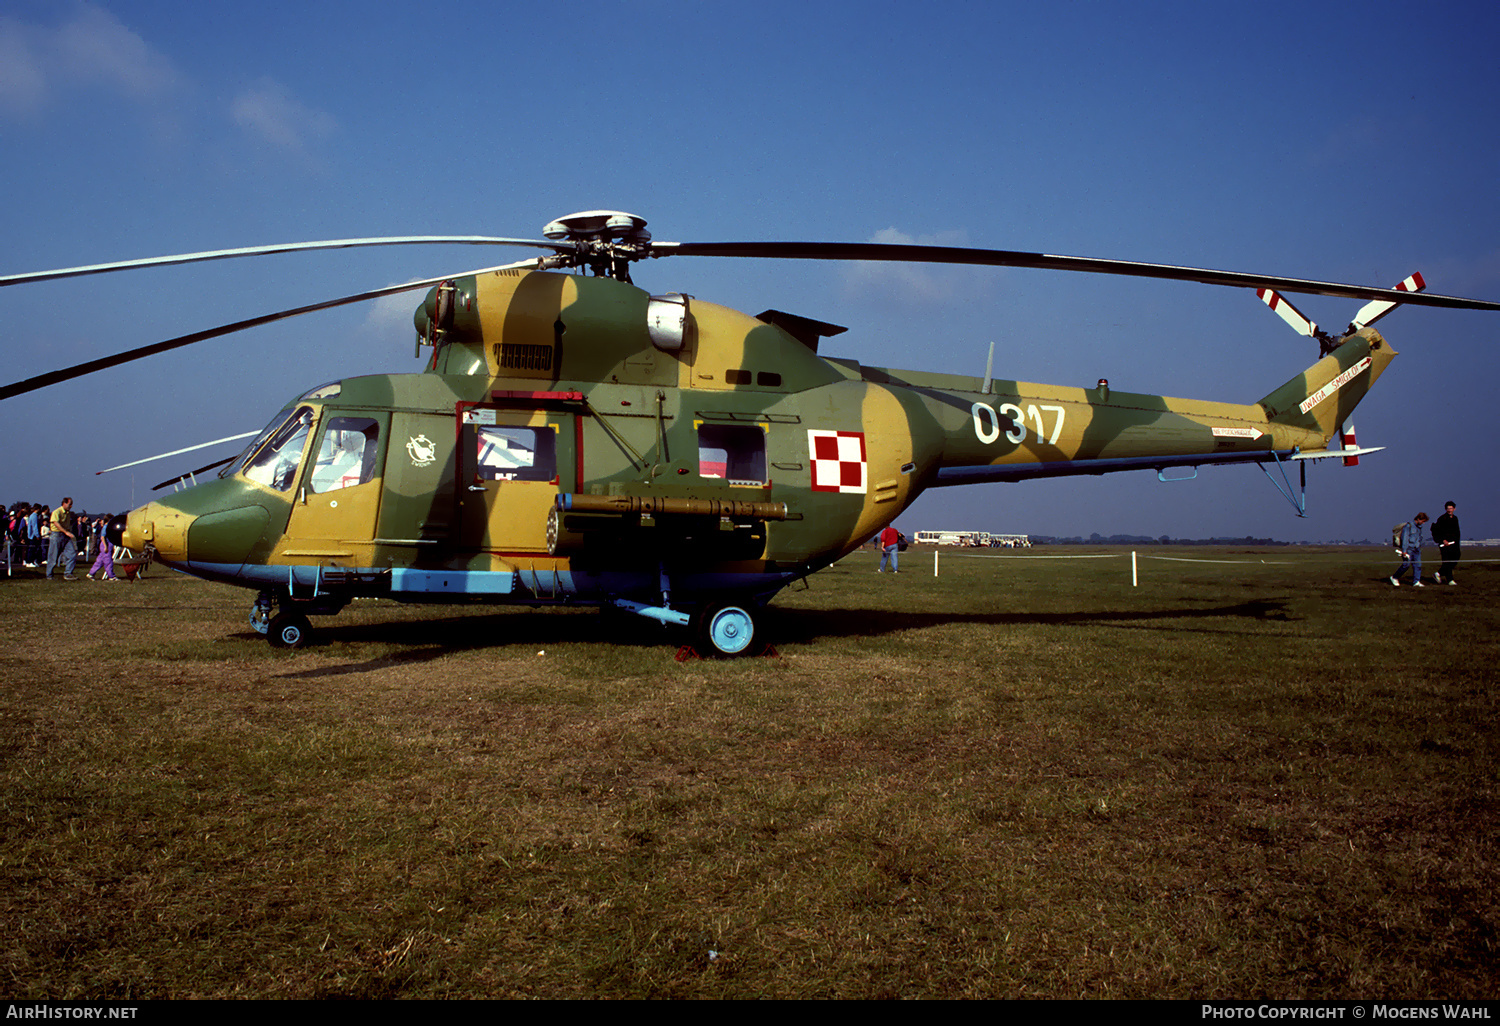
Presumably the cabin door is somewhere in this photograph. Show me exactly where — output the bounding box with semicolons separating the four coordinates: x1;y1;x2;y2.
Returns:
457;405;576;555
282;411;389;564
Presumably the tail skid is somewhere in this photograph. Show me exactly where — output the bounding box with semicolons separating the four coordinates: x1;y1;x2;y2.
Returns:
1256;441;1387;519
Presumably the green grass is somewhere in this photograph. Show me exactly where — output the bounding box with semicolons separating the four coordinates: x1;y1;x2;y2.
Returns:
1;547;1496;997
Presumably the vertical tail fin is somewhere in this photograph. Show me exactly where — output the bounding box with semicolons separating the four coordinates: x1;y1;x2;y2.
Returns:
1258;328;1396;440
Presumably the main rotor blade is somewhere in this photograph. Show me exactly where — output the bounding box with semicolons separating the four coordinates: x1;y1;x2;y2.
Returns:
96;431;260;475
153;455;238;492
652;241;1500;312
0;256;546;401
0;236;569;288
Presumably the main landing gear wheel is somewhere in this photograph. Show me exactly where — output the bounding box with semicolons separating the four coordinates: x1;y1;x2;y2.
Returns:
694;602;760;657
267;611;312;649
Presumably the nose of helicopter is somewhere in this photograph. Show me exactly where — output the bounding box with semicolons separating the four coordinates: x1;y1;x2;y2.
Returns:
105;513;128;550
117;502;195;563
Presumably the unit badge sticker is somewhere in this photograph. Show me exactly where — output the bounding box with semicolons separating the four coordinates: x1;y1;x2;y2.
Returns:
407;434;437;467
808;429;867;494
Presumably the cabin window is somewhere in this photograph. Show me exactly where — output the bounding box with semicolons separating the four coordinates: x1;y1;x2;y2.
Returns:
475;425;557;482
725;369;752;385
698;424;767;485
242;406;314;492
309;417;380;493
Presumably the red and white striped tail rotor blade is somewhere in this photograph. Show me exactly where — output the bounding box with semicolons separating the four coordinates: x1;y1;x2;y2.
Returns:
1257;288;1320;337
1340;422;1359;466
1350;271;1426;331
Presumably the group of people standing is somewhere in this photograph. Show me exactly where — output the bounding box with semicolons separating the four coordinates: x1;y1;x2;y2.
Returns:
5;498;121;581
1390;501;1461;588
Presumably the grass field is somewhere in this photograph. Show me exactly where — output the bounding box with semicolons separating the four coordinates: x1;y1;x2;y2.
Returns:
1;546;1496;999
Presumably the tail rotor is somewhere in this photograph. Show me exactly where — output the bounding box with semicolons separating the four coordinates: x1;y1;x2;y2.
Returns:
1256;272;1427;467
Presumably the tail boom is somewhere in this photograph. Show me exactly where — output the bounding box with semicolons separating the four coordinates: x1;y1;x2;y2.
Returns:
882;329;1394;487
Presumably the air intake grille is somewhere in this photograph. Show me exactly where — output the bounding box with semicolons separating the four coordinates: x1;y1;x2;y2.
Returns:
496;343;554;371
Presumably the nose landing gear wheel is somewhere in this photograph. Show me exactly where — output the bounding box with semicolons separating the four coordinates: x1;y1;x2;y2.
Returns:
694;602;759;657
267;611;312;649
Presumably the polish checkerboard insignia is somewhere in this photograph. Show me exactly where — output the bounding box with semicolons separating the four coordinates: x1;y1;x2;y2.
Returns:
808;429;867;494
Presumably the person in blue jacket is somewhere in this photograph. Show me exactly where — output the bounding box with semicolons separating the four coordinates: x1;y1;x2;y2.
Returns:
1390;512;1429;588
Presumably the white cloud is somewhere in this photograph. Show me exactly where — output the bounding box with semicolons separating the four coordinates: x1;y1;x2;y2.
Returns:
0;19;48;115
231;77;336;154
0;4;176;117
363;285;425;344
57;3;175;99
840;226;986;304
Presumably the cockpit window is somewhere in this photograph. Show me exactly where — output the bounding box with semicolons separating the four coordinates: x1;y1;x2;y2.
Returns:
299;381;342;401
242;406;315;492
220;405;296;480
309;417;380;493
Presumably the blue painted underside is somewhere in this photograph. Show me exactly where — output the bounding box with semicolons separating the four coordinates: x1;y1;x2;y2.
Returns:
934;449;1298;485
176;560;798;603
391;568;514;594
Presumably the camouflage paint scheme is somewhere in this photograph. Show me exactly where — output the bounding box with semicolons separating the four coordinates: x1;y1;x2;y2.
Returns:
120;268;1394;643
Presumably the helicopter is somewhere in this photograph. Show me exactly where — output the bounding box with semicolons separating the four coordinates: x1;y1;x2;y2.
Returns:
5;211;1499;655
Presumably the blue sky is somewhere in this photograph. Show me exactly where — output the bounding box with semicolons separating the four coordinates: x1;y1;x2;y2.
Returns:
2;0;1496;541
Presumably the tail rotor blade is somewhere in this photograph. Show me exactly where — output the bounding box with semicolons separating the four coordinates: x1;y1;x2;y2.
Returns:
1349;272;1426;332
1340;422;1360;467
1257;288;1321;338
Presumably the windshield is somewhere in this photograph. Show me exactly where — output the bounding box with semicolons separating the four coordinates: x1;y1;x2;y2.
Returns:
227;406;316;492
220;405;296;480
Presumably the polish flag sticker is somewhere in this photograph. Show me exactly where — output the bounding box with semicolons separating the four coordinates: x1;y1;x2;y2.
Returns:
808;430;868;494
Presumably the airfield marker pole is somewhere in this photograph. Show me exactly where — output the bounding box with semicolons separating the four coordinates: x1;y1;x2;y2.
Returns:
934;549;939;577
1132;551;1138;587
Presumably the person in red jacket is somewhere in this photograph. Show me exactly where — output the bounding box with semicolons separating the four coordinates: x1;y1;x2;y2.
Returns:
877;524;901;573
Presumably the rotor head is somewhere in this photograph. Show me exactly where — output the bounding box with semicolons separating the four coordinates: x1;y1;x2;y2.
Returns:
540;210;653;282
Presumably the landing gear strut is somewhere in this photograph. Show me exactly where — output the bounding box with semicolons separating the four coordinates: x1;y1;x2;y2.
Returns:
250;590;322;649
249;593;273;635
610;594;768;657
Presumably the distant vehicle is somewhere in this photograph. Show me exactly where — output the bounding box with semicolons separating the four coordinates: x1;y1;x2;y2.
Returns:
914;530;1031;548
914;530;981;547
